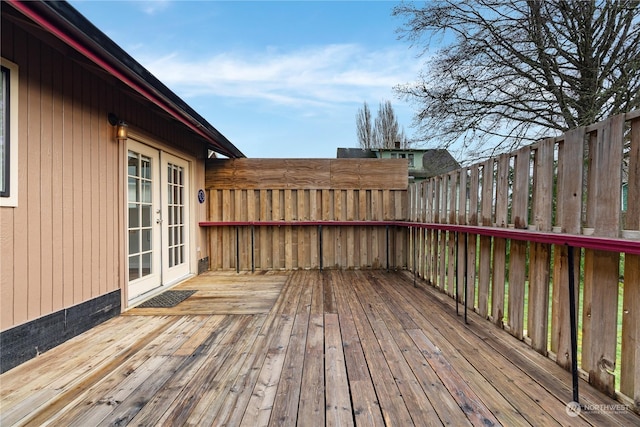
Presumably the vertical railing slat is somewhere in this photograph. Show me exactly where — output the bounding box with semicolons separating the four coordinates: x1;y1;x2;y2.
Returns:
447;172;458;297
528;139;554;354
507;146;531;340
621;116;640;405
478;159;494;319
492;154;510;327
456;169;467;303
582;115;624;396
551;127;584;370
467;165;480;311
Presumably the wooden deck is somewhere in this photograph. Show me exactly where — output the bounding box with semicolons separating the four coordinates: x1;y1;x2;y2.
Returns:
1;270;638;426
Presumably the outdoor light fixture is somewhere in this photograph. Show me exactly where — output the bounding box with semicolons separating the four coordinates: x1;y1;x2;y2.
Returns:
108;112;128;140
116;121;128;139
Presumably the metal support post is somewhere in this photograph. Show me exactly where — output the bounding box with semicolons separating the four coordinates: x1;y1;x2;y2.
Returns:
235;226;240;273
386;225;390;272
250;225;255;273
413;227;417;287
319;225;323;271
568;245;579;404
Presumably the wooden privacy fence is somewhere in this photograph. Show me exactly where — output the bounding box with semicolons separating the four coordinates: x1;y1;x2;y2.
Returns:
204;159;409;271
407;111;640;410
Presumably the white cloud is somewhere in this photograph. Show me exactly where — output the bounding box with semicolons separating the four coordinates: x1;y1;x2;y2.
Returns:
135;0;171;15
139;43;421;109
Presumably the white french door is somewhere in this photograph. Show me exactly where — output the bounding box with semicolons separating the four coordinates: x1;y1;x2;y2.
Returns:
127;140;191;301
161;152;190;284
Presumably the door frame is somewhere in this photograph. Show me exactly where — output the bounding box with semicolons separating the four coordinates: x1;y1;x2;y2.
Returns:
124;132;197;305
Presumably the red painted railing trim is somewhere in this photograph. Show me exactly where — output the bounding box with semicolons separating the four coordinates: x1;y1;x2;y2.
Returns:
199;220;640;255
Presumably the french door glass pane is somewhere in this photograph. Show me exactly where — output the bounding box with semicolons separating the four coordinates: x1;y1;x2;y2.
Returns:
128;150;153;280
128;255;140;280
128;203;139;228
167;163;185;268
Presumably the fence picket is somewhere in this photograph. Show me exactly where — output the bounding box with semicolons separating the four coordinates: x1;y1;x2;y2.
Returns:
492;154;510;327
582;115;625;396
478;159;494;318
528;139;554;353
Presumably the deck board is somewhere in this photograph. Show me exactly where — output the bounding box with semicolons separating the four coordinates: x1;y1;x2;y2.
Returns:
1;270;638;426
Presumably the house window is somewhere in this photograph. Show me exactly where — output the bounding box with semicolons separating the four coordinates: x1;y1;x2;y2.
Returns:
1;66;9;197
391;153;397;158
0;58;18;207
408;153;414;168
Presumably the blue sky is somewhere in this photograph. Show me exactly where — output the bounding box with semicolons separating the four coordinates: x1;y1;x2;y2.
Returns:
69;0;423;158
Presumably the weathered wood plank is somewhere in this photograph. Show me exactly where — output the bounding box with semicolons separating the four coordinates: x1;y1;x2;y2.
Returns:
180;315;267;426
581;115;625;396
342;275;414;426
456;170;467;303
492;154;510;326
528;139;554;353
466;165;480;310
298;313;325;425
478;158;494;318
324;313;354;427
550;127;584;370
239;318;296;425
352;273;457;426
3;271;638;427
400;269;637;427
376;275;515;426
11;317;176;426
90;317;227;427
507;146;531;340
213;279;303;426
332;271;385;426
268;275;312;426
621;116;640;405
206;159;407;190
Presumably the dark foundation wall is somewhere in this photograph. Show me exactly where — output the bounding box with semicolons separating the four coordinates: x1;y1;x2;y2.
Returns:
0;290;121;374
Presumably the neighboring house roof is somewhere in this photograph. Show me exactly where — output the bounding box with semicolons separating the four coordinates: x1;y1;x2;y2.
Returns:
336;148;378;159
7;0;244;159
337;147;460;179
420;149;460;177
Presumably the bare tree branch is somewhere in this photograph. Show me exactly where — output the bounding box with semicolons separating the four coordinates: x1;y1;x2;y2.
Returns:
357;101;409;149
356;102;373;149
393;0;640;160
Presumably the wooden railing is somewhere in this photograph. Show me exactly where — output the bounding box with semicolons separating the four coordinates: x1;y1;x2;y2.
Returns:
407;111;640;410
204;159;410;271
204;191;407;270
202;113;639;410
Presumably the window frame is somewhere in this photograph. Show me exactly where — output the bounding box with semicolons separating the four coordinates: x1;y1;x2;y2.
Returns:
0;58;18;207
